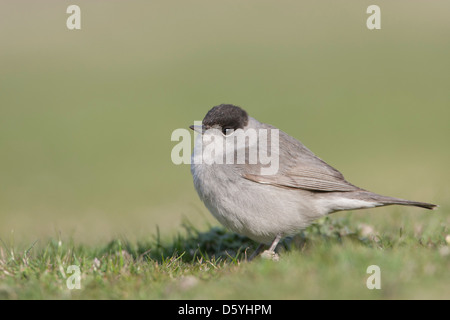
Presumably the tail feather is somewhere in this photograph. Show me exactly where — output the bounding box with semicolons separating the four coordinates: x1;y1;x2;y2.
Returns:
367;193;437;210
383;199;437;210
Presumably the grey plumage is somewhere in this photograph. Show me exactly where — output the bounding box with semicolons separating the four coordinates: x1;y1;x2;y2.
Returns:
240;123;435;210
190;104;437;257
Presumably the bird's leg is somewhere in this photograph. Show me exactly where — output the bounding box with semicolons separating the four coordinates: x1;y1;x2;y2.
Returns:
268;234;282;252
248;243;266;261
261;234;282;261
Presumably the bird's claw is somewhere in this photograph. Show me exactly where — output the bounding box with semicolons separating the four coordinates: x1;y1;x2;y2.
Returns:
261;250;280;261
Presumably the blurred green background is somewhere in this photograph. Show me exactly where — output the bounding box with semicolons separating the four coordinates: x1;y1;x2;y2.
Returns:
0;0;449;245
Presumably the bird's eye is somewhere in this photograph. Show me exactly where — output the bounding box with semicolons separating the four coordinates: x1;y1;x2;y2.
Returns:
222;127;234;135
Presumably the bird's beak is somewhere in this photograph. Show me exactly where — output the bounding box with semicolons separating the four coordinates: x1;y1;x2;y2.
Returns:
189;124;205;134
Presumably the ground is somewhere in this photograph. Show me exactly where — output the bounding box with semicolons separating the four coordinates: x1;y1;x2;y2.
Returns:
1;1;449;300
1;212;449;300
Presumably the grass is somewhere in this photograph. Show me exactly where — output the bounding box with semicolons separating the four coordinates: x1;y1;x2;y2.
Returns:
0;1;449;300
1;215;449;300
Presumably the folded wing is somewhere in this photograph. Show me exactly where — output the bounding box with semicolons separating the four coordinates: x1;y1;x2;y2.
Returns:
241;127;361;193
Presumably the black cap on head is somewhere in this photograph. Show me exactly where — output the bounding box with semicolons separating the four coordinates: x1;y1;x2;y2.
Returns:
202;104;249;130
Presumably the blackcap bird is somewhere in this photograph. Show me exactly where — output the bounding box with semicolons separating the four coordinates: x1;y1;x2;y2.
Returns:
190;104;436;260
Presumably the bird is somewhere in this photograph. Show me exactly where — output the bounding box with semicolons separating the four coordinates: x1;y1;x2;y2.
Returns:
190;104;437;260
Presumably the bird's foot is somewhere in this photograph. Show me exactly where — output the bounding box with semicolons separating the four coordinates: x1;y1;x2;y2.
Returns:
261;250;280;261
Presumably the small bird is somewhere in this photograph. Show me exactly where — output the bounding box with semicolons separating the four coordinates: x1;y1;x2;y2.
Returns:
190;104;436;260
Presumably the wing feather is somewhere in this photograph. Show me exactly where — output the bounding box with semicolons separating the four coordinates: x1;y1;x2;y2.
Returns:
240;124;361;193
